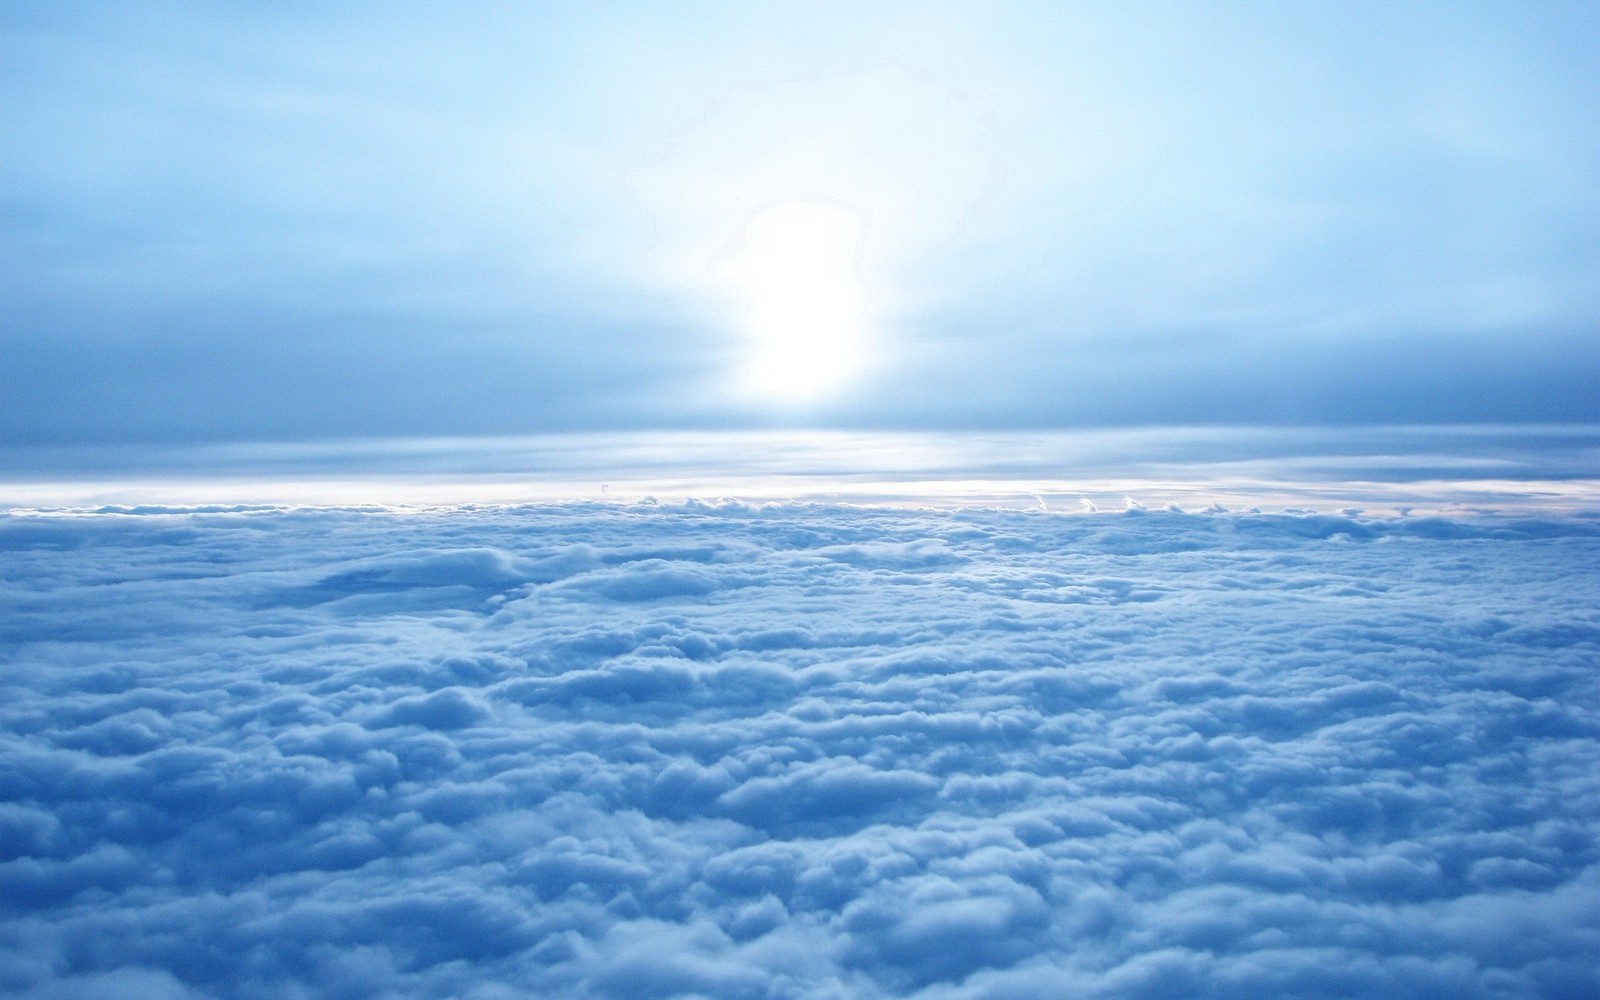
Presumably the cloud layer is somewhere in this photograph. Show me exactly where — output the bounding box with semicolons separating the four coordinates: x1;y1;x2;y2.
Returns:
2;502;1598;998
7;424;1600;513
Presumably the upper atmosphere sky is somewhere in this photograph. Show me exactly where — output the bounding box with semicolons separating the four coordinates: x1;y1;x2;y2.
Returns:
3;0;1597;445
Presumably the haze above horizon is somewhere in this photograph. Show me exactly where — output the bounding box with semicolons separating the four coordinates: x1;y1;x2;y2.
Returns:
3;2;1597;448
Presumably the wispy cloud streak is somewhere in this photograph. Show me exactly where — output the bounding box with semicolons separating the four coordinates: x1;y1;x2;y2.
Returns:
4;426;1599;512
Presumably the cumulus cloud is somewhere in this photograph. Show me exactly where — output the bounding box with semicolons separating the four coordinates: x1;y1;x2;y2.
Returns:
1;502;1598;998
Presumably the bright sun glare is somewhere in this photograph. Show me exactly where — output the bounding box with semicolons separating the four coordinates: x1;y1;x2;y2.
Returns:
728;202;866;400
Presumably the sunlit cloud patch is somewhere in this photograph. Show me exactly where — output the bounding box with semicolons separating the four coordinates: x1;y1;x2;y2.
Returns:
2;502;1597;998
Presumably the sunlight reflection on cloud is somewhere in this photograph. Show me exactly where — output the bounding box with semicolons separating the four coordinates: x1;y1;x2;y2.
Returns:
4;426;1597;513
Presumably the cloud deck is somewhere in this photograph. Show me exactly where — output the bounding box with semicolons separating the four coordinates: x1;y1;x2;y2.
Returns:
2;503;1597;998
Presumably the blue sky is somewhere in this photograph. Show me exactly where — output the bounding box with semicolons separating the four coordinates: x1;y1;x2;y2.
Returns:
3;1;1597;444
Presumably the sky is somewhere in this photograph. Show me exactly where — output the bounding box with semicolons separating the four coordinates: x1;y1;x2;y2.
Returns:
3;1;1598;446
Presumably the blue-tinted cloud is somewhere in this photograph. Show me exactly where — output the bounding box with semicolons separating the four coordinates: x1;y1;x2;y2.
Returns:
2;502;1597;997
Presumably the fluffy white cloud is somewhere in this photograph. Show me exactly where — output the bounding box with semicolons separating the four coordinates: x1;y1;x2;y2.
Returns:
1;502;1597;998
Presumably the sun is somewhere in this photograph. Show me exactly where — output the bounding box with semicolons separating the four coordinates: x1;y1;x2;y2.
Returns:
727;202;867;400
